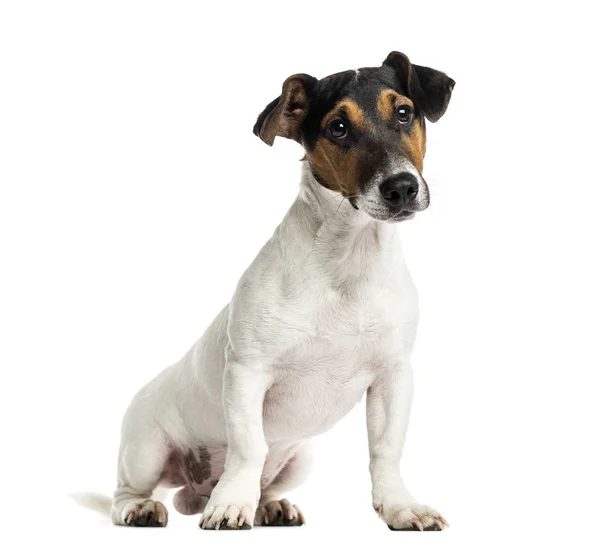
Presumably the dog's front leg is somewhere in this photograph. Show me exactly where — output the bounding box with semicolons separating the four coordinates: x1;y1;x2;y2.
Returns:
200;360;271;530
367;360;448;531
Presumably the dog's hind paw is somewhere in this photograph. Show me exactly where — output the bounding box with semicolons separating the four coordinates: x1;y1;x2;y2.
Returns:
254;499;305;527
121;500;168;527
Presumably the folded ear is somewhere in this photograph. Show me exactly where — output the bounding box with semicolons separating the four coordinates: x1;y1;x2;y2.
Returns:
253;73;317;146
383;51;455;123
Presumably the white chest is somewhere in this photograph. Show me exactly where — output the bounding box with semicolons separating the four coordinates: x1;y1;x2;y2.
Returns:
262;284;413;442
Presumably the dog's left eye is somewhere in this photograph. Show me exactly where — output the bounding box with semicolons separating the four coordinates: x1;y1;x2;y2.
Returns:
397;105;414;126
328;120;348;140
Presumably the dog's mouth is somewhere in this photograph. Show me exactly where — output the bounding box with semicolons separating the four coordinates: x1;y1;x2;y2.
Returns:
359;203;419;223
374;210;416;223
388;210;416;222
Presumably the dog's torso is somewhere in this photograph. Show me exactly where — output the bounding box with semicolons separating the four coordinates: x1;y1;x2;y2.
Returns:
129;165;419;490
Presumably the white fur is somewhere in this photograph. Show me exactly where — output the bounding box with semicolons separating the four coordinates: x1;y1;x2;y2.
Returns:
93;161;445;530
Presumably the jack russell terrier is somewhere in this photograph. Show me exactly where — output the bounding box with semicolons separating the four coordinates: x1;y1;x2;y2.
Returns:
87;51;454;531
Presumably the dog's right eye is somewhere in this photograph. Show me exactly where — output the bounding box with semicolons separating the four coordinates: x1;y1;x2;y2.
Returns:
328;120;348;140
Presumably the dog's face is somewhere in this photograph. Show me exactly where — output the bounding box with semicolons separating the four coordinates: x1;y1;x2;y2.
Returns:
254;52;454;222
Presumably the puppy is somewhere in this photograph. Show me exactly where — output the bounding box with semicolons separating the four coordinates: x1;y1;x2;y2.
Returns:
108;51;454;531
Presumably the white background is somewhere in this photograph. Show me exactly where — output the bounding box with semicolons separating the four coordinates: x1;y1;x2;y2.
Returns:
1;1;599;555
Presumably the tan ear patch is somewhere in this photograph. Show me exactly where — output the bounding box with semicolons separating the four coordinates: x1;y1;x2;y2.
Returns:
376;89;414;121
258;75;312;146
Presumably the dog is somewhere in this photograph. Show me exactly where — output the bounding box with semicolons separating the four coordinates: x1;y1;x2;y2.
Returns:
97;51;454;531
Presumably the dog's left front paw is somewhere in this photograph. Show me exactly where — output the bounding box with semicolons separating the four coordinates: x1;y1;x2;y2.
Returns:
378;503;448;531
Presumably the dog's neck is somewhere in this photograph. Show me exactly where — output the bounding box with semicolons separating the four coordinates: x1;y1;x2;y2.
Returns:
276;162;402;291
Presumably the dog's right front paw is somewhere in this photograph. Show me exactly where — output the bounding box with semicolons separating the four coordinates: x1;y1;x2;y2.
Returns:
200;502;255;530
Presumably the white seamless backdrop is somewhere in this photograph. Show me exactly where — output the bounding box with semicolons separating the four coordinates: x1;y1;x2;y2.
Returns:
1;1;598;556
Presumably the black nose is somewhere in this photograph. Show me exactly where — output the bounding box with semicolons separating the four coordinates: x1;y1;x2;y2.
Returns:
378;173;419;207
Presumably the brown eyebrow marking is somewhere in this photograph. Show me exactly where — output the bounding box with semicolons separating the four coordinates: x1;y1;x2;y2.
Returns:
377;89;414;121
321;98;366;129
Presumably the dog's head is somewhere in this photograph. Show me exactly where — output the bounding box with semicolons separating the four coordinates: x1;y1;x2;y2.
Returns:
254;52;454;222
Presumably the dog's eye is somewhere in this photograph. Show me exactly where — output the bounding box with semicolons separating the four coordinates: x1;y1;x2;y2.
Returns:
397;105;414;126
328;120;348;140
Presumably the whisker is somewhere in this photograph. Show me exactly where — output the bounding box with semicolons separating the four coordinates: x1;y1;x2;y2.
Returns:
333;197;345;220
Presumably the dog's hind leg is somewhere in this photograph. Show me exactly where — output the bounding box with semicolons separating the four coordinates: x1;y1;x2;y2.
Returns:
111;414;171;527
173;486;209;516
254;444;313;527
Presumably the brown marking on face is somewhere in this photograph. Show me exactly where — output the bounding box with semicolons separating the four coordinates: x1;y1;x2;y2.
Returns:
376;89;414;121
307;99;370;196
307;138;363;196
400;118;426;172
182;446;212;486
322;98;366;130
376;89;425;172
